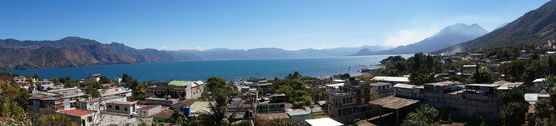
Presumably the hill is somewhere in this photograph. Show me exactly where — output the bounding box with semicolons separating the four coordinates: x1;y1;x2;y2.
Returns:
365;23;488;55
0;37;198;70
438;0;556;54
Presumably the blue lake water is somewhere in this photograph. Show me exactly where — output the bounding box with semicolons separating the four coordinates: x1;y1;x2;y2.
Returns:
1;54;411;82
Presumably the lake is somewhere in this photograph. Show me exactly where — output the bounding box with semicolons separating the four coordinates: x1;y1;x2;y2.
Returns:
1;54;412;82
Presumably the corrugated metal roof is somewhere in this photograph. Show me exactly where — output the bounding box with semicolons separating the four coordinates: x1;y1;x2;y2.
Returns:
369;96;419;110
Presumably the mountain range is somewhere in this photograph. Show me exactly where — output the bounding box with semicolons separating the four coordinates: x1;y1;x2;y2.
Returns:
437;0;556;54
354;23;488;55
0;37;391;70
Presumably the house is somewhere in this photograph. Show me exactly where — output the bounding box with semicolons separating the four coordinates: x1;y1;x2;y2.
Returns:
530;78;546;93
106;101;136;115
170;99;198;110
86;74;102;82
146;97;179;106
461;65;477;76
370;82;395;100
57;109;98;126
138;105;162;117
287;107;313;122
36;79;54;91
256;94;286;113
394;83;424;99
147;80;204;99
150;109;174;123
371;76;410;84
326;78;372;118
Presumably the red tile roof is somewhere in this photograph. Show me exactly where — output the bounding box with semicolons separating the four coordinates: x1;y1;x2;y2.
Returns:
57;109;95;116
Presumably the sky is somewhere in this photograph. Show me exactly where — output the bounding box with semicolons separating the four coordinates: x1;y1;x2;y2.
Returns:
0;0;550;50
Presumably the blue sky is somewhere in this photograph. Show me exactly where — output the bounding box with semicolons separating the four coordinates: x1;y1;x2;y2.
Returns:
0;0;549;50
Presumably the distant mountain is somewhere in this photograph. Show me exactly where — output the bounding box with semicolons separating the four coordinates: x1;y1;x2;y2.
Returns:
352;48;372;55
174;45;392;60
0;37;198;70
365;23;488;55
438;0;556;54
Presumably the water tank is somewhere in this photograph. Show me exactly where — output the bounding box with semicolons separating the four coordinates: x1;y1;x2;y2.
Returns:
182;106;191;117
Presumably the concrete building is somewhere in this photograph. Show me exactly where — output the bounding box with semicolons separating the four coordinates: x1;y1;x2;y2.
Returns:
462;65;477;76
36;79;55;91
106;101;136;115
394;83;424;99
326;79;372;118
145;97;179;106
147;80;204;99
57;109;98;126
86;74;101;82
371;76;410;84
138;105;162;117
370;82;395;100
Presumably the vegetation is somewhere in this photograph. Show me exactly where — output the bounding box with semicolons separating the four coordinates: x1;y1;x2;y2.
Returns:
498;86;528;126
401;104;439;126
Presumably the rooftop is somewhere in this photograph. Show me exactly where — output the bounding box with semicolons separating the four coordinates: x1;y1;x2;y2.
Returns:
176;99;198;106
393;83;423;89
424;81;462;86
370;82;392;87
139;105;161;110
371;76;409;83
325;83;344;88
168;80;203;87
463;65;477;67
465;84;500;88
305;118;343;126
108;101;135;105
496;81;524;90
369;96;420;110
533;78;546;83
150;110;174;118
57;109;95;116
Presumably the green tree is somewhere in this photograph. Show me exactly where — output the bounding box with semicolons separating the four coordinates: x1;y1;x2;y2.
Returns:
467;69;496;84
501;102;528;126
85;87;101;98
206;77;227;91
402;104;439;126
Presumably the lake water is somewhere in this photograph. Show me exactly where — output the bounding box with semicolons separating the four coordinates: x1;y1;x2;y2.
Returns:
1;54;411;82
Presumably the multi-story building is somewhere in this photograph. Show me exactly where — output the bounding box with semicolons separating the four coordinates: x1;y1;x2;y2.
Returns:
326;79;372;118
394;83;424;99
147;80;204;99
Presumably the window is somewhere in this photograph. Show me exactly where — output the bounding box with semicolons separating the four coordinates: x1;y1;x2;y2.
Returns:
125;108;128;111
108;105;112;108
88;117;92;122
116;106;120;110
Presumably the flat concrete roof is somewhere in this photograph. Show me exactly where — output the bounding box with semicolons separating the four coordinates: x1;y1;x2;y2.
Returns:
372;76;410;83
305;118;343;126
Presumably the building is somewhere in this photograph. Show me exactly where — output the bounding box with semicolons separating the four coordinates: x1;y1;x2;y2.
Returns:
151;109;174;123
145;97;179;106
35;79;55;91
371;76;410;84
147;80;204;99
394;83;424;99
370;82;395;100
138;105;162;117
287;107;313;122
170;99;198;110
256;94;286;113
57;109;98;126
461;65;477;76
106;101;136;115
86;74;101;82
326;79;372;118
305;117;344;126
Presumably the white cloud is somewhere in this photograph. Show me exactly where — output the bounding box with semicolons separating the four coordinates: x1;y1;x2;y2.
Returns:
383;28;439;46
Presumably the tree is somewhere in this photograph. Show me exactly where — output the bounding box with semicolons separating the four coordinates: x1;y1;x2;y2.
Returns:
85;87;101;98
206;77;227;91
256;118;308;126
32;73;39;80
409;72;437;85
402;104;439;126
498;86;528;126
467;69;495;84
38;106;74;126
199;78;240;126
340;73;350;80
501;102;528;126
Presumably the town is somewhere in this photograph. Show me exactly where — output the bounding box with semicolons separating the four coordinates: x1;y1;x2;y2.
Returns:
0;40;555;126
